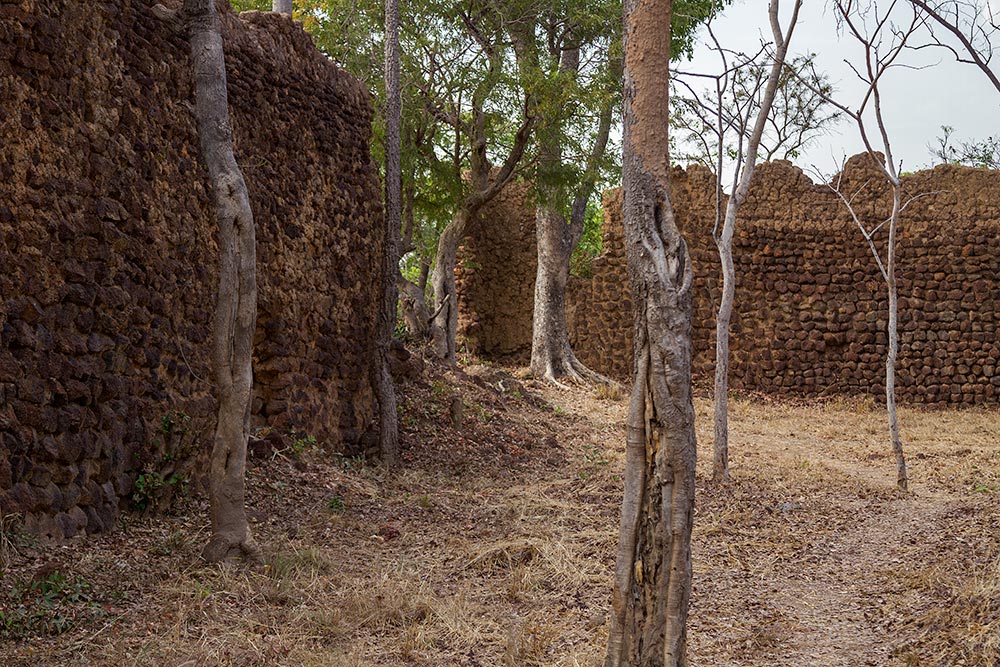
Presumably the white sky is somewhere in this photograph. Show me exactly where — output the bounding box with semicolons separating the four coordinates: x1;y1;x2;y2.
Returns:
677;0;1000;177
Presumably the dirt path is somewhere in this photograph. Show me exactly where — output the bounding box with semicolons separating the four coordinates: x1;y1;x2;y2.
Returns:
542;385;996;666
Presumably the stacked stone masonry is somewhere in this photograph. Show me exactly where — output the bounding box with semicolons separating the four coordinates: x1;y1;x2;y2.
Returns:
0;0;384;540
456;181;538;358
459;157;1000;406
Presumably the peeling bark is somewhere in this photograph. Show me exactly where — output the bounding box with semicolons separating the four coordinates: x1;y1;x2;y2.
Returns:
606;0;697;664
180;0;260;563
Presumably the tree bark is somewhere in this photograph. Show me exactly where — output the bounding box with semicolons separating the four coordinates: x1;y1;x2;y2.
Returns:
376;0;401;466
182;0;261;563
529;205;593;383
272;0;292;15
530;45;616;386
886;186;907;491
430;211;468;363
712;220;735;481
712;0;801;483
606;0;698;664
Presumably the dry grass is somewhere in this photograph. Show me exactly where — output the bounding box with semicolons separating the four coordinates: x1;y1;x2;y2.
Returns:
1;362;998;667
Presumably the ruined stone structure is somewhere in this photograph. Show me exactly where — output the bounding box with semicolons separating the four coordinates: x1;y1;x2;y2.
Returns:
0;1;384;540
459;158;1000;406
456;181;538;358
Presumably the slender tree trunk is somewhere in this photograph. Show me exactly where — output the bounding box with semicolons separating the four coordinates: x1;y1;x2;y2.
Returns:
606;0;698;664
712;208;735;482
711;0;801;483
430;210;468;363
398;275;430;339
886;187;907;491
376;0;401;466
182;0;260;563
397;180;430;340
272;0;292;15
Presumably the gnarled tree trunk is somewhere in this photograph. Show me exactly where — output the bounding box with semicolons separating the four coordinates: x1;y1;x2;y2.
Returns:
182;0;260;563
605;0;697;664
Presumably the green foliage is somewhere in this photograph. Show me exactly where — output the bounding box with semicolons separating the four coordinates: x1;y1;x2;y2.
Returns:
931;126;1000;170
290;431;318;456
570;197;605;277
131;410;196;513
0;571;104;640
327;495;346;513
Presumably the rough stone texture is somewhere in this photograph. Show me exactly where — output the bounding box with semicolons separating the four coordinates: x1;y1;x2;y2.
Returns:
455;180;537;359
0;0;383;540
460;157;1000;406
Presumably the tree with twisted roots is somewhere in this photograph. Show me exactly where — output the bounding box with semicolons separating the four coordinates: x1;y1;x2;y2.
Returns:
605;0;698;664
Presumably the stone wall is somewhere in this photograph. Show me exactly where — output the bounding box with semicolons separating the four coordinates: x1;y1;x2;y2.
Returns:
0;0;384;540
462;158;1000;406
456;181;537;359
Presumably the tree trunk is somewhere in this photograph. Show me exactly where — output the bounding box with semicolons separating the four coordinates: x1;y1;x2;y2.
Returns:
183;0;261;563
272;0;292;15
529;206;596;383
376;0;401;466
529;42;615;386
606;0;698;664
398;274;430;339
712;208;735;482
886;187;907;491
430;210;468;363
711;0;801;483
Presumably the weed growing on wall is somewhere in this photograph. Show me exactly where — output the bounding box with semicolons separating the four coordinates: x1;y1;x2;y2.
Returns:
131;410;198;513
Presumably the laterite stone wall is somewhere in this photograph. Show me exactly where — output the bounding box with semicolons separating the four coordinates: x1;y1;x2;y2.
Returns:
461;157;1000;406
455;181;538;358
0;0;384;540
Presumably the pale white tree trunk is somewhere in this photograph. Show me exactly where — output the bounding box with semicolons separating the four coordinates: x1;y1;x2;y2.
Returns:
174;0;260;563
712;0;802;483
272;0;292;16
605;0;698;664
886;186;907;490
808;0;915;490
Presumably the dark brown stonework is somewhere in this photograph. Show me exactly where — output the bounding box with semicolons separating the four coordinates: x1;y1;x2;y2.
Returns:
459;158;1000;407
0;1;383;540
455;180;538;359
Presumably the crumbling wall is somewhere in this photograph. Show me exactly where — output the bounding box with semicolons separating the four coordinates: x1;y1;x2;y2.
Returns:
461;158;1000;406
571;158;1000;405
456;181;537;359
0;0;384;540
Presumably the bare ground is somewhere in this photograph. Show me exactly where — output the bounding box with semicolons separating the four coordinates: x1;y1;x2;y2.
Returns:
1;360;998;666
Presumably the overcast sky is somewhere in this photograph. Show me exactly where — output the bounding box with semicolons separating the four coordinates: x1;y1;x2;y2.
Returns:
677;0;999;178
